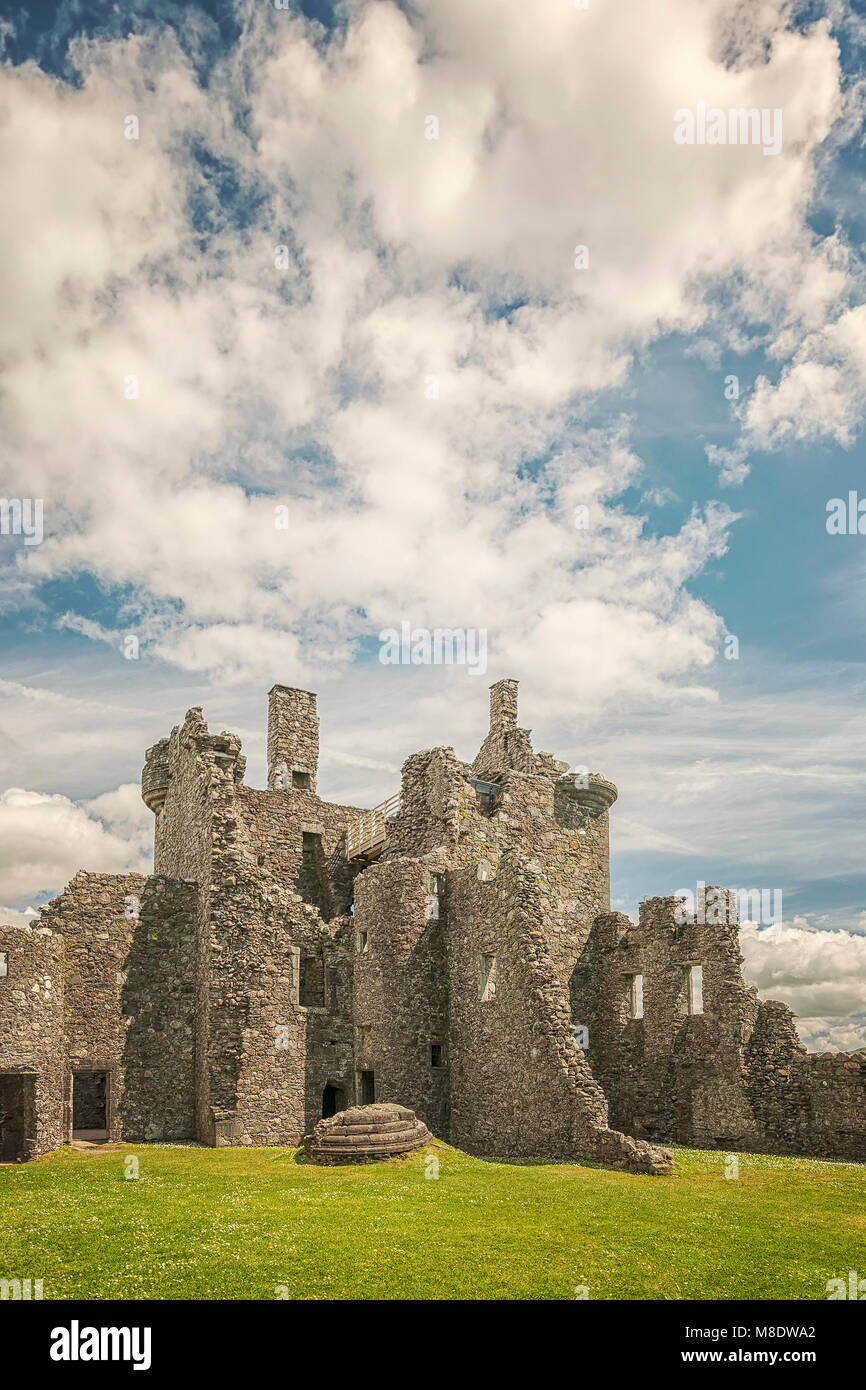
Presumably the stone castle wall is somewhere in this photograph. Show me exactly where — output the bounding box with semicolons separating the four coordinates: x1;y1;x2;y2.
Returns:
385;744;613;986
0;923;65;1158
38;872;198;1143
444;862;668;1171
352;855;450;1138
41;871;150;1143
144;693;365;1146
746;1000;866;1161
0;875;198;1154
120;878;198;1141
446;861;606;1158
574;895;866;1160
146;708;229;1140
1;678;862;1170
267;685;319;794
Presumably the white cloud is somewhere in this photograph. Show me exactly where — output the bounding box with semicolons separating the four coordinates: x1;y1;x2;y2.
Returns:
0;2;864;1049
0;0;851;688
740;304;866;450
740;916;866;1050
0;785;151;907
0;904;40;928
592;658;866;884
641;487;680;507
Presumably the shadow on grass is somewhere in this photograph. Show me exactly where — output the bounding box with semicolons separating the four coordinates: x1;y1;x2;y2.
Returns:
475;1152;678;1175
272;1138;453;1167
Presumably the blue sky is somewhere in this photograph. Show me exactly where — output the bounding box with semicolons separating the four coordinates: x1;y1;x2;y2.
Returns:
2;0;866;1047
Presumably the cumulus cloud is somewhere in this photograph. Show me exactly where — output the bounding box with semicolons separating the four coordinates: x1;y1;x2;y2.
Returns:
741;916;866;1050
0;0;852;692
1;2;864;1039
0;904;40;928
600;648;866;866
0;784;152;908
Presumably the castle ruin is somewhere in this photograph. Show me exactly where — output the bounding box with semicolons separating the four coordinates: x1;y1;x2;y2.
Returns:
1;679;863;1171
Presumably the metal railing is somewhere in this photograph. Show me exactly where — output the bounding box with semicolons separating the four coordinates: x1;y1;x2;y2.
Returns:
346;791;400;859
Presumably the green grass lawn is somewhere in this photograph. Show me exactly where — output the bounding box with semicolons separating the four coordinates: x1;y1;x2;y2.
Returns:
2;1141;863;1300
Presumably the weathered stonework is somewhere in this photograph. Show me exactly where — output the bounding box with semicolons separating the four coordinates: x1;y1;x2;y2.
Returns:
303;1102;431;1164
572;892;866;1159
0;924;64;1159
0;678;862;1168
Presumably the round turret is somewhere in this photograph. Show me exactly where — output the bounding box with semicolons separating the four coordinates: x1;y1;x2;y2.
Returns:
568;773;618;821
141;737;171;813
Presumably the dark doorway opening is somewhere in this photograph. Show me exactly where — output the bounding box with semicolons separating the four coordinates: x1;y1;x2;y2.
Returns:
299;953;325;1008
360;1070;375;1105
72;1071;108;1139
299;832;333;920
321;1083;346;1118
0;1074;35;1162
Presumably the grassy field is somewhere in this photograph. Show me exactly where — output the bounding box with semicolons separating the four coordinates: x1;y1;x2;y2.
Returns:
2;1141;863;1300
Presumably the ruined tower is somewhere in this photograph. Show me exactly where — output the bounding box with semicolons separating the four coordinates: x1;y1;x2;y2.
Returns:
267;685;319;793
0;678;863;1168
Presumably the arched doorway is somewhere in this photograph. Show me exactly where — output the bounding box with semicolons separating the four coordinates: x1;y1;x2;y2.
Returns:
321;1083;346;1119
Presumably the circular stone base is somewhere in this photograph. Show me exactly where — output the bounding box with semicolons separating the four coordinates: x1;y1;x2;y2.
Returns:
302;1102;432;1165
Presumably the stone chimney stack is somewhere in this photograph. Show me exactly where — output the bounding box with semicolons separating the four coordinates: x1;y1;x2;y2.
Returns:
267;686;319;793
489;678;519;730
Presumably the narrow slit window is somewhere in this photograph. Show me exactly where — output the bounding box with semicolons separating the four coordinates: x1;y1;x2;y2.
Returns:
426;872;444;921
629;973;644;1019
356;930;368;954
478;953;497;1002
685;964;703;1015
0;952;7;978
431;1043;444;1068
